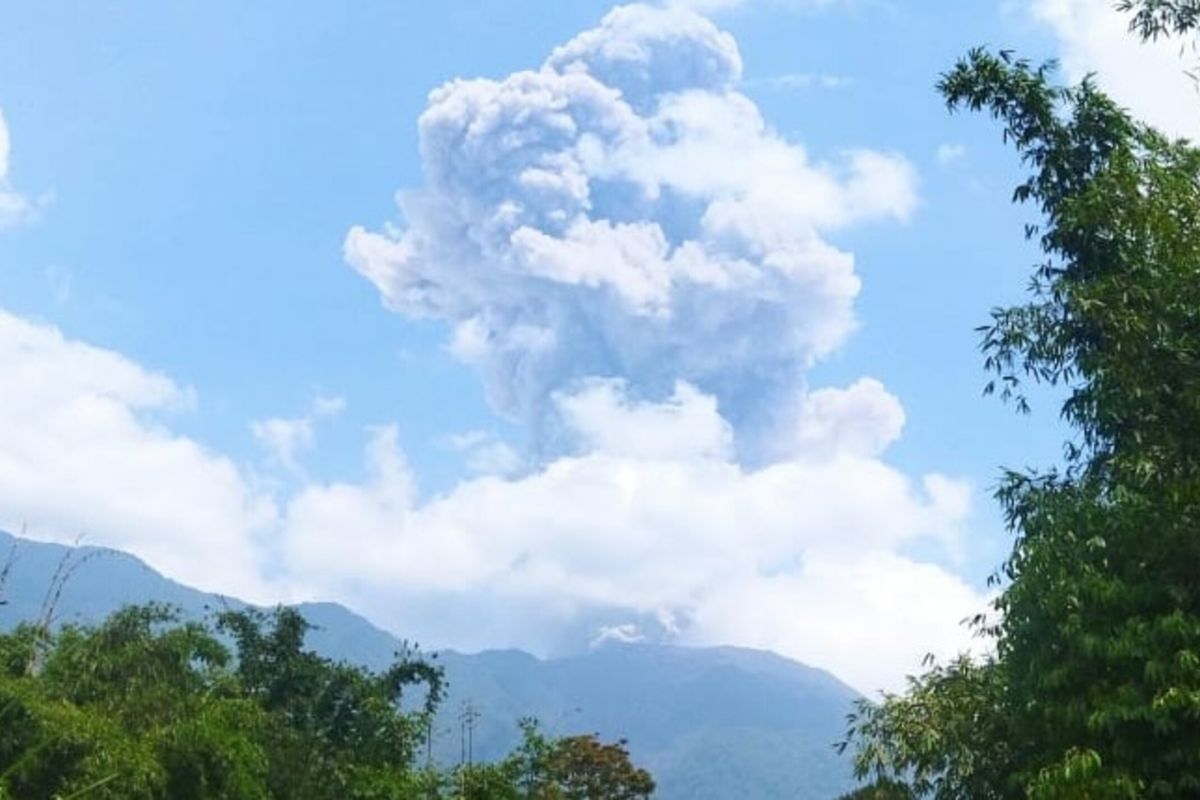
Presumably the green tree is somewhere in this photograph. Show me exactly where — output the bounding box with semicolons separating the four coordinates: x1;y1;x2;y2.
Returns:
0;604;448;799
0;602;654;799
216;606;444;800
0;604;266;799
841;656;1012;799
842;42;1200;799
547;735;654;799
1118;0;1200;40
452;719;655;800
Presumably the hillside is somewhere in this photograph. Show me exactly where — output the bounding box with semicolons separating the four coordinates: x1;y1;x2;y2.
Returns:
0;530;857;798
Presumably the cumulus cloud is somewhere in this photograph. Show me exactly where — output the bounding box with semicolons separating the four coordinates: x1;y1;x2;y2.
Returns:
0;110;36;229
0;306;981;693
346;3;917;450
785;377;906;460
0;311;276;600
276;380;981;693
555;379;734;460
1027;0;1200;139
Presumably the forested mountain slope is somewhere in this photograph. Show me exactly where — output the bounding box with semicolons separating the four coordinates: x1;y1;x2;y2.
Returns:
0;530;856;798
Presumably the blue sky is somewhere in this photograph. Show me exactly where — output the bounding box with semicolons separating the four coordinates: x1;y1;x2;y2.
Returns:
0;0;1192;693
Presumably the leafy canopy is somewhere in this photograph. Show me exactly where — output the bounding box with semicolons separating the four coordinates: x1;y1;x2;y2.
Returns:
0;604;654;799
841;38;1200;800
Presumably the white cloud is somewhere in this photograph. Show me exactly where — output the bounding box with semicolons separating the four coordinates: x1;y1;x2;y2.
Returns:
555;379;734;460
0;307;981;694
251;418;315;471
0;311;276;600
345;3;917;448
787;377;906;460
447;430;525;476
592;623;647;646
251;395;345;472
1027;0;1200;139
0;110;36;229
465;441;524;476
276;381;983;694
691;553;983;684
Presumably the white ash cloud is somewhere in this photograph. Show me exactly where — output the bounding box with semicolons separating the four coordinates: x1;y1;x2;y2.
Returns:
346;4;917;453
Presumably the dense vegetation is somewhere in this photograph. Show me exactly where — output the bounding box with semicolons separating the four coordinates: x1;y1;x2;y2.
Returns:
0;527;861;800
0;603;654;799
841;4;1200;798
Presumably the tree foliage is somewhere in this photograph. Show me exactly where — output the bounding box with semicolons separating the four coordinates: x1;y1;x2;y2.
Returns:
451;719;654;800
1117;0;1200;41
841;40;1200;800
0;605;655;799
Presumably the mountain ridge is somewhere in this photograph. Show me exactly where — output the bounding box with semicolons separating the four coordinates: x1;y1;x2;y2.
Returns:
0;529;857;798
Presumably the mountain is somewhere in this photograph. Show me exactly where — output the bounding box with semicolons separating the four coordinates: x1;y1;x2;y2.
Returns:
0;530;858;798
